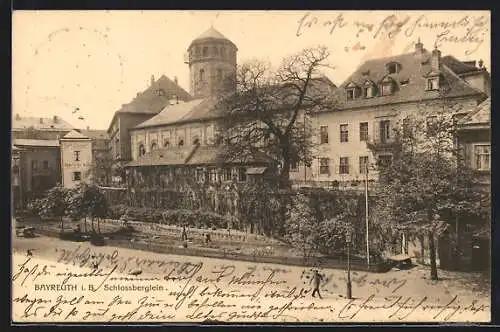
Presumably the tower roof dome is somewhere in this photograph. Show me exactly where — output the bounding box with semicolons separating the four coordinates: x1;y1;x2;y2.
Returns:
189;27;237;50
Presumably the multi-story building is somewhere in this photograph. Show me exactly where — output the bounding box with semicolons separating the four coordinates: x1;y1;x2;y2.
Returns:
305;41;490;188
126;27;272;187
59;130;93;188
107;74;193;174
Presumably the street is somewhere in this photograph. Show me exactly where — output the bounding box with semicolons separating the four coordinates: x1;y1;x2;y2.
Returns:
12;235;490;323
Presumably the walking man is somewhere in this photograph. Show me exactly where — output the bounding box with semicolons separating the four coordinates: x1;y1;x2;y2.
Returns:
311;269;323;299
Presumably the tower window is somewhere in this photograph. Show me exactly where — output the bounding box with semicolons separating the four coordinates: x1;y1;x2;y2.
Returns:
212;46;219;56
221;47;226;58
195;47;200;56
199;69;205;82
202;47;208;57
74;151;80;161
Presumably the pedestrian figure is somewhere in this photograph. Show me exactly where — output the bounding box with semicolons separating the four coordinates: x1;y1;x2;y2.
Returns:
205;233;211;245
91;255;99;270
181;225;188;241
311;269;323;299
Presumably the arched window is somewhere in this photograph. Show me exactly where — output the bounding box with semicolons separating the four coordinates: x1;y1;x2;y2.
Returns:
163;139;170;147
178;139;184;147
138;144;146;157
202;47;208;57
199;69;205;81
151;140;158;151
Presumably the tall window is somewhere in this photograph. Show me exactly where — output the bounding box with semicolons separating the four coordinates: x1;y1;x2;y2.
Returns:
222;168;232;181
320;126;329;144
202;47;208;57
346;88;355;100
73;151;80;161
195;46;201;56
340;124;349;143
359;156;369;174
151;141;158;151
475;145;490;170
339;157;349;174
363;85;375;98
199;69;205;81
359;122;368;141
212;46;219;56
72;171;82;181
221;47;226;58
290;159;299;172
138;144;145;156
43;160;49;169
31;160;37;170
379;120;390;143
319;158;330;175
426;77;439;91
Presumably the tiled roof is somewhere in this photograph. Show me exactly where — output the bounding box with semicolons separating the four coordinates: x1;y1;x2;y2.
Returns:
459;97;490;125
328;48;485;111
189;27;236;49
13;139;60;147
61;130;90;139
116;75;192;115
134;97;219;129
12;115;73;131
127;144;271;167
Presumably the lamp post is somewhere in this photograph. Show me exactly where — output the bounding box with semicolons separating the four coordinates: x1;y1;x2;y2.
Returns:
346;231;352;299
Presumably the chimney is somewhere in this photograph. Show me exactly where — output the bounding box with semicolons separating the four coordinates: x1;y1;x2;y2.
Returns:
53;115;58;123
174;76;178;85
431;46;441;71
415;38;424;54
478;59;484;69
39;118;43;124
15;114;20;120
150;74;155;86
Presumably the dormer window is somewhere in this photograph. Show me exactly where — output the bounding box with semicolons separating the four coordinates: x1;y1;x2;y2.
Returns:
363;80;376;98
380;76;395;96
386;62;401;74
345;82;359;100
426;76;440;91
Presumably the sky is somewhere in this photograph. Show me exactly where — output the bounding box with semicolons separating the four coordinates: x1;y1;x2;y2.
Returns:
12;10;490;130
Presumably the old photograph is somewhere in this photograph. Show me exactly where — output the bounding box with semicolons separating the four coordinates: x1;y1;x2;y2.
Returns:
11;10;491;323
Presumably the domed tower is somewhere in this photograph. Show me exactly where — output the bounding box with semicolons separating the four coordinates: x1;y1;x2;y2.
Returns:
185;27;237;98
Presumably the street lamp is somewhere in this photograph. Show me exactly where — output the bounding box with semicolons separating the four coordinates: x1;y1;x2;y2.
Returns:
346;230;352;299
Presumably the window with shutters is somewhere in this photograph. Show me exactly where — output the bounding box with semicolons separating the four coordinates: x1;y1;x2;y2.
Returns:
379;120;391;143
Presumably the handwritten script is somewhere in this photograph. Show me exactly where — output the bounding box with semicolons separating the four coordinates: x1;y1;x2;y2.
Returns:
12;246;490;323
296;12;489;56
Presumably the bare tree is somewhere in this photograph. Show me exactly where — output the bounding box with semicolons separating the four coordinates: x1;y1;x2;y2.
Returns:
216;46;337;188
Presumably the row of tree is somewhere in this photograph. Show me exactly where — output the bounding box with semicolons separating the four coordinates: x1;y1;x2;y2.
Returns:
28;183;108;234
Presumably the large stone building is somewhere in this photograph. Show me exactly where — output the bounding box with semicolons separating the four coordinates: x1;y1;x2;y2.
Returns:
302;41;490;188
106;74;193;176
126;27;274;188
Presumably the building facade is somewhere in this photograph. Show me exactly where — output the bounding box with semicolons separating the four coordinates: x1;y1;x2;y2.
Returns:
305;41;489;187
59;130;93;188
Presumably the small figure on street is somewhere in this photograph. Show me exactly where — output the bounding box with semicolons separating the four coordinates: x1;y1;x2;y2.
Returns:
205;233;212;245
311;269;323;299
181;225;188;241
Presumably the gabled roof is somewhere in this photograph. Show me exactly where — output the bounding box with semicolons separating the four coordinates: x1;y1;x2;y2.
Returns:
107;75;193;132
77;129;109;140
329;48;485;110
133;97;220;129
61;130;90;140
12;115;73;131
459;97;490;126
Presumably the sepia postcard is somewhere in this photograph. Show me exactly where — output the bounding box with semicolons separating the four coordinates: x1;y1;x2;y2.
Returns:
11;10;491;324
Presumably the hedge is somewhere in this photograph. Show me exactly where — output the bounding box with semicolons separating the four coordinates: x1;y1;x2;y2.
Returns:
108;205;232;229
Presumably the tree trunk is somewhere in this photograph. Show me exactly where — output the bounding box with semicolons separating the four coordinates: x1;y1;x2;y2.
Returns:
83;217;88;233
428;231;438;280
419;235;425;264
61;217;64;233
91;217;96;233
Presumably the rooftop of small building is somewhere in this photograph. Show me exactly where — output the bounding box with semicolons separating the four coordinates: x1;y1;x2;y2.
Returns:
459;97;490;126
13;138;60;147
12;115;74;131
